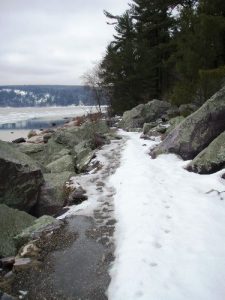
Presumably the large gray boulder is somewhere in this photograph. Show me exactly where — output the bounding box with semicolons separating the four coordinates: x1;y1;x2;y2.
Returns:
0;204;35;257
151;86;225;160
186;131;225;174
120;100;171;131
0;141;44;212
46;155;75;173
35;172;73;216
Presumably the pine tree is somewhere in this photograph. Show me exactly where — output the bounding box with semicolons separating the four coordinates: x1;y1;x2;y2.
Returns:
100;10;139;113
130;0;176;99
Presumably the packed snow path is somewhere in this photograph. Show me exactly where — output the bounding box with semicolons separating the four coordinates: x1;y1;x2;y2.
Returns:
108;132;225;300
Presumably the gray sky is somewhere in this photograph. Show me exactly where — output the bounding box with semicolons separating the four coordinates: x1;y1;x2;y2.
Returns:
0;0;129;85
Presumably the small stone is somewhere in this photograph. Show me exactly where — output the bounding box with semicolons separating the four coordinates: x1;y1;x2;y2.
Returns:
4;271;14;279
43;133;52;143
0;257;15;269
13;258;41;272
19;243;40;258
27;130;37;139
12;137;26;144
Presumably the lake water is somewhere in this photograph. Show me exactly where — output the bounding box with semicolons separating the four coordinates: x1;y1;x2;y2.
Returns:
0;106;100;141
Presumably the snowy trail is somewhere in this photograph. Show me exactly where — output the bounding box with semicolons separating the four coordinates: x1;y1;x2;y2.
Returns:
108;132;225;300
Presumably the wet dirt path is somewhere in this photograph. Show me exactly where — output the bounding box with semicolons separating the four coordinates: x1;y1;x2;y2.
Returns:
12;137;126;300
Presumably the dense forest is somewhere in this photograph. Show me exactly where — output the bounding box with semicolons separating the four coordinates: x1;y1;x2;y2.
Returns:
0;85;97;107
96;0;225;114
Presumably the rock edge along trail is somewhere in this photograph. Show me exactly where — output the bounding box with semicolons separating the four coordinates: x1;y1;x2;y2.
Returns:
12;136;126;300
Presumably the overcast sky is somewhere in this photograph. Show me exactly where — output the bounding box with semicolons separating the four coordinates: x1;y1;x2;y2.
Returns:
0;0;129;85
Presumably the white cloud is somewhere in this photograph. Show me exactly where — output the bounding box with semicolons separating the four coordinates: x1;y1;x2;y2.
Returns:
0;0;129;85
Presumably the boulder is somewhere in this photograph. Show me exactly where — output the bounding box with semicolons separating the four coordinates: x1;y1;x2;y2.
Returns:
12;138;26;144
165;116;185;136
67;186;88;206
14;215;62;248
13;258;41;272
19;138;70;168
143;122;159;135
53;120;109;148
44;139;69;165
17;143;47;170
179;103;198;117
167;106;180;118
146;124;167;137
73;142;95;173
151;86;225;160
64;181;88;206
120;100;171;131
27;130;37;139
0;205;35;257
46;155;75;173
0;257;15;269
0;141;44;212
35;172;73;216
186;131;225;174
43;133;52;143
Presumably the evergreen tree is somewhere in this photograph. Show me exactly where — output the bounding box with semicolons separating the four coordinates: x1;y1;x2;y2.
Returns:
130;0;176;99
98;0;225;113
171;0;225;104
100;10;139;113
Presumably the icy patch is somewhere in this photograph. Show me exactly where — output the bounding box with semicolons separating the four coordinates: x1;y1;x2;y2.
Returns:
108;132;225;300
0;106;101;125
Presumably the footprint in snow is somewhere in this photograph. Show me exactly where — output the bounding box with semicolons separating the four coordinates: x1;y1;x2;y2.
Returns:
164;230;170;234
150;262;158;267
166;215;172;219
154;242;162;249
135;291;144;297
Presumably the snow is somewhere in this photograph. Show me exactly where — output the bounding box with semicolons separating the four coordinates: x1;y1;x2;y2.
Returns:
108;132;225;300
58;140;121;219
14;89;28;96
0;106;102;125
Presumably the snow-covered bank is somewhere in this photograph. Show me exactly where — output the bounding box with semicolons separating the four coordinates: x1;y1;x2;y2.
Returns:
108;132;225;300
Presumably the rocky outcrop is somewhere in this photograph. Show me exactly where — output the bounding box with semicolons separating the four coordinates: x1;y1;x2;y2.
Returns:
120;100;171;131
35;172;74;216
17;120;109;172
53;120;109;148
0;205;35;257
186;131;225;174
0;141;44;212
151;86;225;160
2;120;110;217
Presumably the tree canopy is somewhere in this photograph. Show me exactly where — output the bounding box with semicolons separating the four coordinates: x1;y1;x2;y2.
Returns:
91;0;225;114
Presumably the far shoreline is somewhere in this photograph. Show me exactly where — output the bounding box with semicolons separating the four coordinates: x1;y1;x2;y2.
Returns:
0;105;106;142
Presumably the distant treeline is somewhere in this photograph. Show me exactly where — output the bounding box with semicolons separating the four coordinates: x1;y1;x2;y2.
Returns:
96;0;225;114
0;85;99;107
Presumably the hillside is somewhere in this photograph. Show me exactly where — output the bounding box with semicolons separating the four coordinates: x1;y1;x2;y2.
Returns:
0;85;96;107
